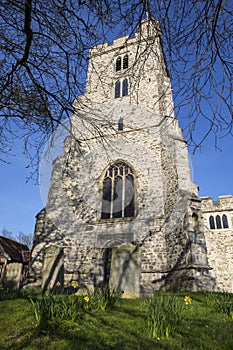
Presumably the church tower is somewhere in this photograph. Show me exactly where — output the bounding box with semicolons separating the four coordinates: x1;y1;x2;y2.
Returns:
28;19;214;296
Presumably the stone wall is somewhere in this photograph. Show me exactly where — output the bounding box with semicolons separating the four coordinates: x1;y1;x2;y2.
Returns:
84;19;173;117
201;195;233;292
27;19;222;294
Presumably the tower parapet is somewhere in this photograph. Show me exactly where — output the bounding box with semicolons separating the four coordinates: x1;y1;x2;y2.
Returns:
82;18;173;116
201;195;233;212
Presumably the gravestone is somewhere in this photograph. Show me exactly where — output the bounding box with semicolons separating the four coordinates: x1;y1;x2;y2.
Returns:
109;243;141;298
5;262;22;289
42;245;63;292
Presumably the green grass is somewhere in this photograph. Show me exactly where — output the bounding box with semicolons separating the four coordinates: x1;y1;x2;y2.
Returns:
0;291;233;350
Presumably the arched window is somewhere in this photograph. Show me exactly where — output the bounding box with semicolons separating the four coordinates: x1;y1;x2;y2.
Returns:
116;57;121;71
123;55;128;69
216;215;222;229
115;80;121;98
209;216;215;229
222;214;229;229
118;117;123;131
101;161;135;220
122;79;128;96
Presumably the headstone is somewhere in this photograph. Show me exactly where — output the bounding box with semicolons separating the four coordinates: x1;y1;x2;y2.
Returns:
5;263;22;289
42;246;63;292
109;243;141;298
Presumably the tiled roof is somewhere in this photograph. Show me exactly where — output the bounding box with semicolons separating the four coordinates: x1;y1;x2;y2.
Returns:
0;236;30;263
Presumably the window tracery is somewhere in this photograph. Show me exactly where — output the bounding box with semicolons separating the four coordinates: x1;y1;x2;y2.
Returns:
101;161;135;220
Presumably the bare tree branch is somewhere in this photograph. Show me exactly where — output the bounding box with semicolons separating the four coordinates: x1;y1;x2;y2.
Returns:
0;0;232;169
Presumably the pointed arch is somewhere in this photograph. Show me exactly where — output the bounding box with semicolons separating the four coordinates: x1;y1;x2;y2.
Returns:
101;161;135;220
123;55;128;69
216;215;222;229
118;117;123;131
222;214;229;229
115;80;120;98
116;57;121;71
122;78;128;96
209;215;215;229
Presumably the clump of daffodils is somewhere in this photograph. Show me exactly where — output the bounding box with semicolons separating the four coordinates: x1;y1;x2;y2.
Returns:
184;296;192;305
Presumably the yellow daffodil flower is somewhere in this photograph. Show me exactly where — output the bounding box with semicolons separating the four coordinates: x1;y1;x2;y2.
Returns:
71;280;79;288
84;296;89;303
184;296;192;305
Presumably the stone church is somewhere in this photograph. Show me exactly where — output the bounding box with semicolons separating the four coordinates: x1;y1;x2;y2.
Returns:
27;19;233;296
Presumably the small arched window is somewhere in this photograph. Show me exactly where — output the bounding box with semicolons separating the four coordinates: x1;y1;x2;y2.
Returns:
209;216;215;229
216;215;222;229
123;55;128;69
122;79;128;96
222;214;229;229
101;161;135;220
118;117;123;131
116;57;121;72
115;80;121;98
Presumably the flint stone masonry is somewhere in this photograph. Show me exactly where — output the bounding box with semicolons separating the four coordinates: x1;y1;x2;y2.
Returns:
27;19;232;295
201;195;233;292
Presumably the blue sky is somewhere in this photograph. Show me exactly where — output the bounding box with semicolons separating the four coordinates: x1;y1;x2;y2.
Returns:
0;13;232;238
0;144;44;236
189;135;233;199
0;125;232;237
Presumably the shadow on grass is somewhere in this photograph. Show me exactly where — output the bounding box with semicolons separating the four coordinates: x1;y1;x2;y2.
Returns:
1;292;233;350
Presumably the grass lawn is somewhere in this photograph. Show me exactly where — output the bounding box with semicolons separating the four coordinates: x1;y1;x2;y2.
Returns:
0;291;233;350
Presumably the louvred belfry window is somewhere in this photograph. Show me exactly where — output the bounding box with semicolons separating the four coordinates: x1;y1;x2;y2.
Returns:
123;55;128;69
116;55;128;71
101;161;135;219
116;57;121;71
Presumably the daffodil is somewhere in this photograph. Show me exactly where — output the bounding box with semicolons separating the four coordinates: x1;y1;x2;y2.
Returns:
71;280;79;288
84;296;89;303
64;280;69;286
56;281;61;287
184;296;192;305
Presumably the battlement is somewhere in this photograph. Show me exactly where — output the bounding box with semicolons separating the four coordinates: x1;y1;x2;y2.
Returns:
90;18;161;56
201;195;233;212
